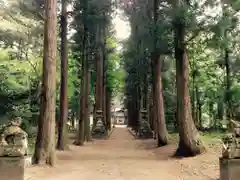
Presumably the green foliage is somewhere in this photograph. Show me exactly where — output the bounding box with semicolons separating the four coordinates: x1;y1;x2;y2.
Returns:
106;38;125;96
0;0;239;136
121;0;240;130
0;48;39;123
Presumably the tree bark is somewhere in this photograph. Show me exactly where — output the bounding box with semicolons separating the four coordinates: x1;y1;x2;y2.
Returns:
191;71;197;125
142;70;148;110
225;49;232;129
32;0;57;165
74;19;87;146
151;53;168;146
128;87;138;129
103;83;107;127
127;96;133;127
94;25;104;127
196;86;202;129
103;26;107;129
82;3;91;141
74;93;85;145
151;0;168;146
74;64;85;145
174;22;205;156
209;101;214;127
57;0;69;150
217;99;224;121
148;90;154;131
106;89;111;130
84;69;92;141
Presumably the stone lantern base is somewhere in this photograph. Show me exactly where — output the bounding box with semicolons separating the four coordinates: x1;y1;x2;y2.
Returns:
0;156;25;180
220;157;240;180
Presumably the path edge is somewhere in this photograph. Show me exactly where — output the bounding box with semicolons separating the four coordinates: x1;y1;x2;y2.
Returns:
104;126;116;140
127;128;138;139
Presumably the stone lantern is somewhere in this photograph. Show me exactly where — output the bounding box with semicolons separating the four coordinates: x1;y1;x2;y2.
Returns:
219;120;240;180
0;117;28;180
92;110;106;137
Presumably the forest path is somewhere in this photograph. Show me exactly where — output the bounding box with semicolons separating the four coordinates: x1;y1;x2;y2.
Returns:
25;127;219;180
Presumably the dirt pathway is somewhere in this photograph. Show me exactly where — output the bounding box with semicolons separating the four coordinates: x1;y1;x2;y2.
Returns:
25;127;219;180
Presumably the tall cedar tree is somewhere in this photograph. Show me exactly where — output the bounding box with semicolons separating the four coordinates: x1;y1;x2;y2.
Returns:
174;0;205;157
57;0;69;150
152;0;168;146
84;66;92;141
74;0;89;145
32;0;57;165
94;25;105;128
74;24;87;146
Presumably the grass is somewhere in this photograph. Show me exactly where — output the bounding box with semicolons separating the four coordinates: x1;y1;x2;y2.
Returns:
200;131;224;146
28;137;36;155
168;131;224;146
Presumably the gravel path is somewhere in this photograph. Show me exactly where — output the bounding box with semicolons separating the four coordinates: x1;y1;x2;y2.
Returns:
25;127;219;180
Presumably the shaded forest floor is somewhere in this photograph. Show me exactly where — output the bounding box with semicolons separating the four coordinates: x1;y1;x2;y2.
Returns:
25;127;221;180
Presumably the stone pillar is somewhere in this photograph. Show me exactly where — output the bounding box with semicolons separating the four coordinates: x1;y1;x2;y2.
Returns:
138;109;153;138
0;156;25;180
220;158;240;180
140;109;147;122
124;109;128;125
96;110;104;127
